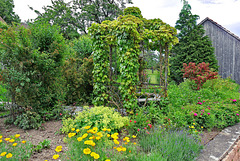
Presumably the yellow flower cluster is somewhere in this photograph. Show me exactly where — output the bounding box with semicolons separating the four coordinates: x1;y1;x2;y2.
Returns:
116;146;126;152
0;134;27;159
68;132;76;138
84;140;96;146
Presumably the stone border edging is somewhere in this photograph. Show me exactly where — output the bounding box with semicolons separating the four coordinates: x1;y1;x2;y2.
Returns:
197;122;240;161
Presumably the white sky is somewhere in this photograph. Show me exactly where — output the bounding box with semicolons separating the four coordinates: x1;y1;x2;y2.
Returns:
13;0;240;36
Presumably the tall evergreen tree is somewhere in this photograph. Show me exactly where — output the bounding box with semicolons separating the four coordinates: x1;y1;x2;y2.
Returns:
0;0;20;24
170;0;218;83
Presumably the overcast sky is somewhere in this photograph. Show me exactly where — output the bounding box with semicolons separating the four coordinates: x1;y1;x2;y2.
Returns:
13;0;240;36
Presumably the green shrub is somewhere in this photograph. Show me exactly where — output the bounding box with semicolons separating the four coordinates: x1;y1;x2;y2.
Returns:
0;21;66;113
13;110;42;130
61;106;129;134
138;127;203;161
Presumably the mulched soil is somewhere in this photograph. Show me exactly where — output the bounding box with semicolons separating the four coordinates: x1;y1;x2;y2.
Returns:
0;117;220;161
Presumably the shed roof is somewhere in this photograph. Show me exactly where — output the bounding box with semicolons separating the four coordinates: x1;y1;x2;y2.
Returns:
199;17;240;41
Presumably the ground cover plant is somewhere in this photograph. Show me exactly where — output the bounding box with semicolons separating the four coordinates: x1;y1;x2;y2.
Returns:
0;134;32;160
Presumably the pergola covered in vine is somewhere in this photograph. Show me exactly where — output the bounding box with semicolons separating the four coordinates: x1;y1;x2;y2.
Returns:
89;7;178;112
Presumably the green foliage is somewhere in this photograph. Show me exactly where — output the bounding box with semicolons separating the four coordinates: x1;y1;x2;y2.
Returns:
89;7;178;110
33;139;51;153
61;106;129;134
62;35;94;105
138;127;203;161
71;35;93;59
13;110;42;130
30;0;132;38
170;0;218;83
63;57;94;105
123;7;143;18
164;78;240;130
0;0;20;24
0;21;66;113
182;62;218;90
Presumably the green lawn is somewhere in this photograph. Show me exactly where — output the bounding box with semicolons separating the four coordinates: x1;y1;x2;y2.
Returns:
145;69;160;84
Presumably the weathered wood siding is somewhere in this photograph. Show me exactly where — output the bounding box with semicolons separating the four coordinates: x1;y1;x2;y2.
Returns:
201;21;240;84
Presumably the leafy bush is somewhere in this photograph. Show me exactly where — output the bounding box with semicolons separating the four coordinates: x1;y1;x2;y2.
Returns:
165;78;240;130
63;57;93;105
61;106;129;134
182;62;218;90
0;21;66;113
13;110;42;130
138;127;203;161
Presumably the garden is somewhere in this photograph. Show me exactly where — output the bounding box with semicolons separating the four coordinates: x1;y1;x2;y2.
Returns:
0;2;240;161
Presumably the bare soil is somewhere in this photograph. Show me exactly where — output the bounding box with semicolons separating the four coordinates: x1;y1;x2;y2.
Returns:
0;117;220;161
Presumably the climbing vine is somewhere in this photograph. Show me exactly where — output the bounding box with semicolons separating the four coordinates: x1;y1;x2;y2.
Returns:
89;7;178;111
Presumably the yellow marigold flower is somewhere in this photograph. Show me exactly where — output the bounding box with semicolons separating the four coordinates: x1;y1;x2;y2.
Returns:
106;159;111;161
89;137;94;140
122;147;126;151
191;126;194;129
91;142;96;146
193;123;195;125
0;152;7;156
134;142;136;145
6;153;12;158
52;154;59;159
82;133;88;139
201;126;203;128
83;148;91;154
90;152;96;157
102;128;107;132
55;146;62;152
132;135;136;138
195;130;197;132
97;132;103;137
124;142;128;145
13;143;17;146
76;129;80;133
0;136;2;139
77;137;83;142
71;128;75;131
96;136;101;140
5;138;10;141
0;140;2;143
107;134;110;137
9;139;15;143
94;154;100;159
114;139;119;145
117;147;122;152
113;147;116;149
84;126;91;129
22;140;26;144
68;133;76;138
15;134;20;138
107;129;111;132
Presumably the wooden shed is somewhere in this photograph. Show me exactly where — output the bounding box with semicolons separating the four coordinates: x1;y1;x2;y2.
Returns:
199;17;240;84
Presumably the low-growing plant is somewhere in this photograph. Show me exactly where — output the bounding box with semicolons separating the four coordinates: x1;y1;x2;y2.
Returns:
138;126;203;161
61;106;129;134
63;126;139;161
0;134;33;160
34;139;51;153
13;110;42;130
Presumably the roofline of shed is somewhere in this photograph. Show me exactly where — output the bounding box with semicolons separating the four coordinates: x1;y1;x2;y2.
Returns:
199;17;240;41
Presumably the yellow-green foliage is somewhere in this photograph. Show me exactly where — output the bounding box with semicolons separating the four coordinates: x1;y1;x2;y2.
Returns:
62;106;129;133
